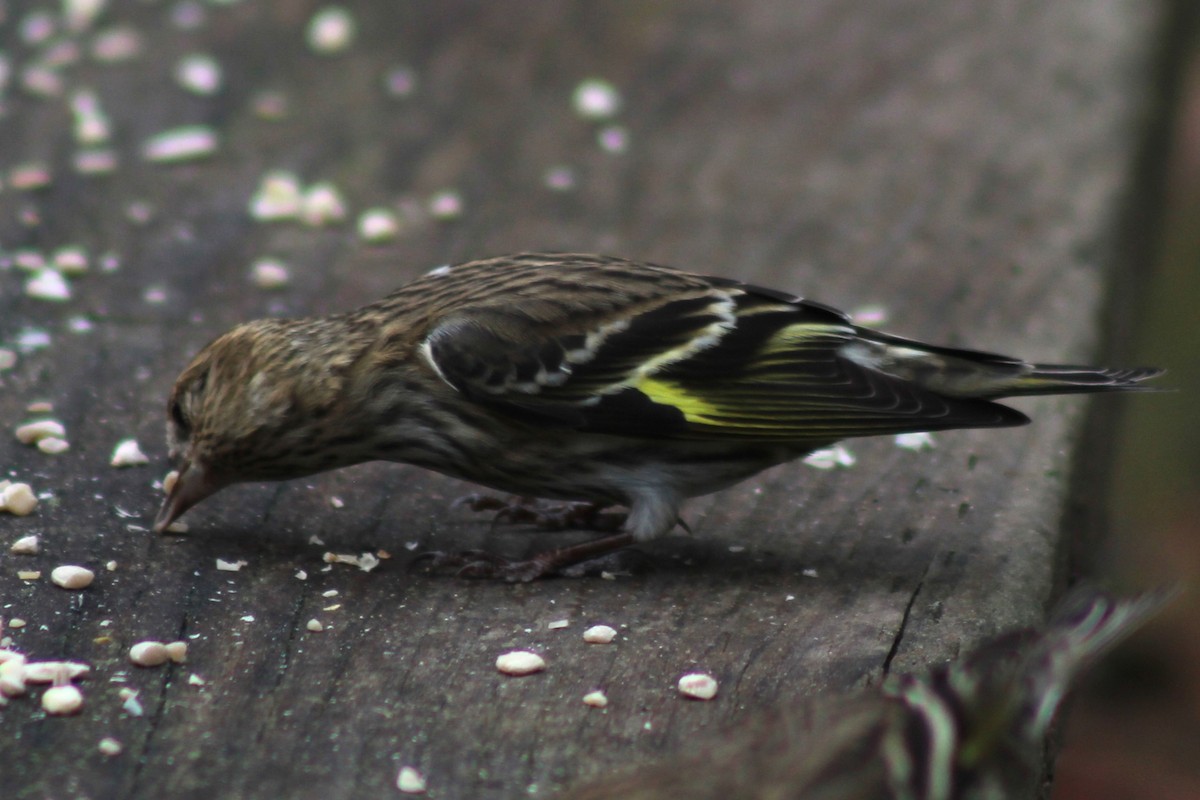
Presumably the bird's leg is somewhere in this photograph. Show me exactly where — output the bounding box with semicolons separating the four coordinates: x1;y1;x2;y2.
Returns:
452;494;626;533
413;532;636;582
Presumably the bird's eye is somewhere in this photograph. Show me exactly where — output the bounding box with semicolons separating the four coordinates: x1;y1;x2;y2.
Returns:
170;399;190;436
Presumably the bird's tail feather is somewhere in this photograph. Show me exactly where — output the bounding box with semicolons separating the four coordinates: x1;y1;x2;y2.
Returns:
1003;365;1165;396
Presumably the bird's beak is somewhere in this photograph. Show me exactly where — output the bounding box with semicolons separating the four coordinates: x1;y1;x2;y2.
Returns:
153;460;222;532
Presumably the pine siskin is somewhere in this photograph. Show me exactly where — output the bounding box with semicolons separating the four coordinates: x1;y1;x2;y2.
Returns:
559;588;1175;800
154;253;1161;579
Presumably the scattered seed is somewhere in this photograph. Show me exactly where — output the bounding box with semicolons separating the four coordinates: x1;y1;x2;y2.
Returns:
188;674;205;686
37;437;71;455
894;432;936;451
9;163;53;190
300;182;347;226
248;170;303;220
98;737;123;756
10;535;39;555
51;566;94;590
165;642;188;663
142;125;219;163
17;571;41;581
803;444;856;470
357;208;399;242
547;619;570;630
8;619;26;629
42;684;84;715
322;552;381;572
111;439;150;467
23;661;89;683
427;189;463;220
3;481;38;515
573;78;622;119
175;54;222;95
250;258;291;289
91;26;143;62
678;672;718;700
120;688;143;716
307;7;356;54
216;559;247;572
74;149;120;174
0;660;28;697
16;420;66;445
597;125;630;154
129;641;169;667
25;269;71;301
329;496;345;509
495;650;545;676
582;625;617;644
52;246;90;275
396;766;426;794
582;690;608;708
22;66;65;97
306;619;324;632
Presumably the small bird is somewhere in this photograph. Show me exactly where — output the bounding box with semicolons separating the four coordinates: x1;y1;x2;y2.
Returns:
558;587;1175;800
154;253;1160;579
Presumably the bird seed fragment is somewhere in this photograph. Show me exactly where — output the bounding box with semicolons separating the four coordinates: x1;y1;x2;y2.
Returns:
250;259;291;289
110;439;150;467
25;269;71;301
396;766;426;794
496;651;545;676
51;565;94;589
301;183;347;226
573;78;622;119
37;437;70;455
582;625;617;644
142;126;219;163
249;171;303;220
175;54;222;95
16;419;66;444
582;690;608;708
18;571;41;581
10;535;39;555
42;684;84;715
357;208;400;242
307;7;356;54
547;619;570;630
216;559;247;572
2;483;39;516
129;641;169;667
165;642;188;663
98;736;123;756
678;672;718;700
306;619;324;632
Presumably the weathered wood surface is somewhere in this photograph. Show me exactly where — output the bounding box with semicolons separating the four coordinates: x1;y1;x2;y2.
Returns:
0;1;1163;797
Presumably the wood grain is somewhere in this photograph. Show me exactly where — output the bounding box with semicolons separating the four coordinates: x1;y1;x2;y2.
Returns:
0;1;1161;797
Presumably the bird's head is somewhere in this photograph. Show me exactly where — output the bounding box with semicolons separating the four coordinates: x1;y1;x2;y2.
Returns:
153;319;366;532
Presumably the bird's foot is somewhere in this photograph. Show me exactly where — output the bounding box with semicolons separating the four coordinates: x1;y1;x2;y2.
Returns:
452;494;625;532
413;532;636;582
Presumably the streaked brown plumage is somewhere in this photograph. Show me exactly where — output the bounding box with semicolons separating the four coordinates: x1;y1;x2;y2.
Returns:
155;253;1161;579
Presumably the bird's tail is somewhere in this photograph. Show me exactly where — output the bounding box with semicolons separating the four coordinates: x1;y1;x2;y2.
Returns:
1002;364;1165;397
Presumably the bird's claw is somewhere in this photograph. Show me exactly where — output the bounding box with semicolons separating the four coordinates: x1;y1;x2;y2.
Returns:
411;548;556;582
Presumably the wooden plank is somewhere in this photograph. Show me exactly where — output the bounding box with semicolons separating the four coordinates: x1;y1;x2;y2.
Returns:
0;1;1161;797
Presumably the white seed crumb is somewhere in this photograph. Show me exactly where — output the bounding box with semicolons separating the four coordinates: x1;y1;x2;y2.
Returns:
9;163;53;190
573;78;622;119
307;7;356;54
37;437;71;455
249;171;303;220
121;689;143;716
165;642;188;664
92;26;143;62
802;568;819;579
24;269;71;301
295;570;308;580
427;189;463;220
129;641;169;667
65;0;106;32
26;401;54;413
74;148;119;174
163;470;180;495
597;125;630;154
165;521;188;534
678;673;719;700
323;552;380;572
306;619;324;632
50;565;94;590
188;674;205;686
894;431;936;451
4;482;41;516
357;208;400;242
23;661;89;683
803;444;856;470
16;419;66;444
42;684;84;715
52;246;90;275
175;53;222;95
582;690;608;708
21;65;65;97
98;736;123;756
0;660;28;697
10;535;39;555
300;182;347;226
8;618;27;628
216;558;247;572
70;90;111;145
17;571;41;581
250;259;291;289
496;650;545;676
110;439;150;467
396;766;426;794
321;589;339;598
67;316;95;334
329;496;345;509
142;126;219;163
106;561;118;571
547;619;570;630
582;625;617;644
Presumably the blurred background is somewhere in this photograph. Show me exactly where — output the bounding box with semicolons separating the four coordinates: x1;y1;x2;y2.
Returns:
1054;2;1200;797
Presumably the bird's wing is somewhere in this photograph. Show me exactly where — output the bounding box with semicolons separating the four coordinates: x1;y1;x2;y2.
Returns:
419;259;1027;441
